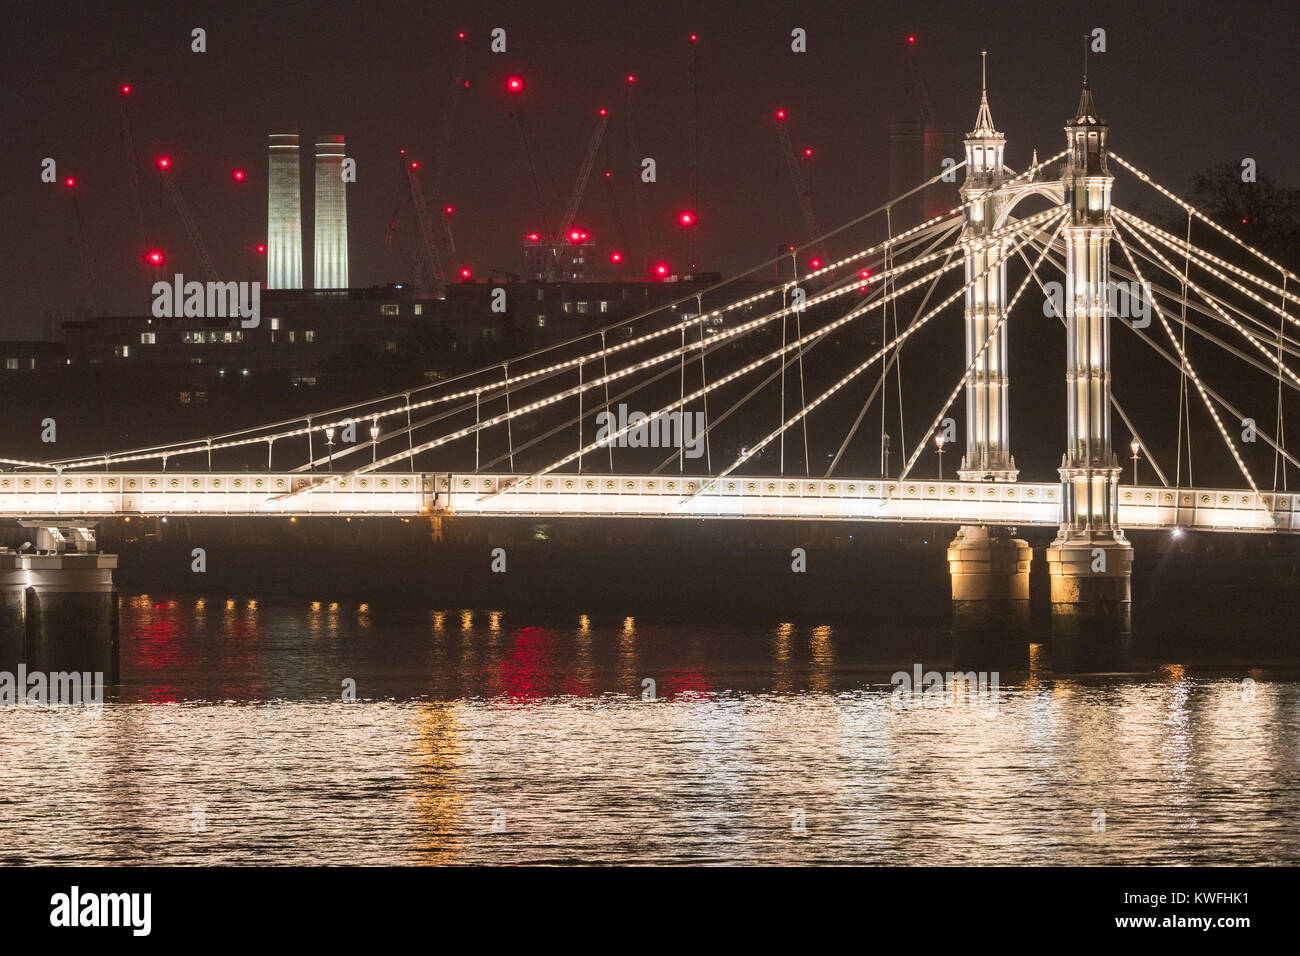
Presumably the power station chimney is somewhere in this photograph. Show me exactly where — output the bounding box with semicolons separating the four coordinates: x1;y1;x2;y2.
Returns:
267;132;303;290
313;135;348;289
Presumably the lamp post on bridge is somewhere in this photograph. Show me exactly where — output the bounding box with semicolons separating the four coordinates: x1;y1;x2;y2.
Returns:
1130;438;1141;485
935;432;946;481
324;426;335;473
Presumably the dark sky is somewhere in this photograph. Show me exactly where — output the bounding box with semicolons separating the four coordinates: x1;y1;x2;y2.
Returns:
3;0;1298;337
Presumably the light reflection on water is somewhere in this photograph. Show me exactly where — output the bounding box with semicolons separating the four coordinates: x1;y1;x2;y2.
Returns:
0;593;1297;865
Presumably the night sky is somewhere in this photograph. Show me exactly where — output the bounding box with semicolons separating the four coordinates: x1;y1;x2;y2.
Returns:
3;0;1298;338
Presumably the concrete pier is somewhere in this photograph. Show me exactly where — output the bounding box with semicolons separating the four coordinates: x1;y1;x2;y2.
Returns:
947;525;1032;665
1045;534;1133;669
22;552;119;681
0;553;25;670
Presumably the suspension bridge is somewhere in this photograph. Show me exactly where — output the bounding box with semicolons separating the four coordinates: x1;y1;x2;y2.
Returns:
5;66;1300;647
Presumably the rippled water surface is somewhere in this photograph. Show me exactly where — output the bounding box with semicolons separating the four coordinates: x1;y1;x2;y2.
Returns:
1;594;1297;865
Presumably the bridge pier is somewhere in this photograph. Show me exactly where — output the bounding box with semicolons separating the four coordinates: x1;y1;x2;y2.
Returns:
1045;535;1132;668
2;523;120;682
0;553;25;670
946;525;1031;665
23;553;120;681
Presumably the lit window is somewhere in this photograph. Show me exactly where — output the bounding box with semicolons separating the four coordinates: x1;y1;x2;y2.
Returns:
115;345;130;358
537;316;546;327
179;391;192;404
304;330;315;342
380;304;399;316
140;332;156;345
576;302;590;314
269;317;281;330
4;358;16;370
563;302;574;313
288;331;296;343
600;301;609;313
413;304;423;316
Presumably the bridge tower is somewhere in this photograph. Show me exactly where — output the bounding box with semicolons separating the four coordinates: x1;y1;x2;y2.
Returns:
947;55;1032;659
957;53;1016;483
1045;80;1134;647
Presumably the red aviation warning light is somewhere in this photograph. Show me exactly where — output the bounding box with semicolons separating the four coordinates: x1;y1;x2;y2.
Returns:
526;232;540;242
610;251;624;264
678;210;696;227
457;31;466;39
156;156;171;170
907;35;916;44
63;176;76;188
232;168;246;182
256;243;266;255
506;76;524;93
802;147;814;158
145;249;165;266
119;83;133;96
653;262;669;278
775;109;787;121
459;267;472;280
599;107;608;116
809;257;823;269
409;161;419;169
443;205;455;216
625;74;636;84
689;33;698;43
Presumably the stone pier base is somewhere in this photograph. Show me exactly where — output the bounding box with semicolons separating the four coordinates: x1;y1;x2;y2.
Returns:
947;525;1031;667
1045;534;1133;670
0;553;25;671
19;552;119;682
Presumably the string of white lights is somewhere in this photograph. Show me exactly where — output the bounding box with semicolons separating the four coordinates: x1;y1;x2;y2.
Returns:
1113;224;1259;493
1109;152;1300;284
682;212;1062;501
889;214;1069;489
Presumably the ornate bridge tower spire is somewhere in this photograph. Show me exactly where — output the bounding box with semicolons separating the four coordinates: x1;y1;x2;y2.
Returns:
957;51;1017;481
1046;79;1134;650
947;53;1032;663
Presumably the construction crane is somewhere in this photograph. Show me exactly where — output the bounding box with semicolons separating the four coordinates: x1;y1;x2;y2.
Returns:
406;160;445;296
601;167;633;274
156;156;218;281
117;83;153;289
543;107;610;281
622;74;654;276
423;32;470;276
773;109;825;264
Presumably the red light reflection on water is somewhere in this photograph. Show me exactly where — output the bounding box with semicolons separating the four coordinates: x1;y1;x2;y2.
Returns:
660;668;713;700
495;627;586;702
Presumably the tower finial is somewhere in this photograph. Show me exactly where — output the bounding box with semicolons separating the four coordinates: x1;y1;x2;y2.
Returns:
1083;34;1089;86
981;49;987;97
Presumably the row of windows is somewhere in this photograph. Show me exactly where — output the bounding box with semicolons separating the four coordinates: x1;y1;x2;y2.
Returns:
141;330;316;345
3;358;36;370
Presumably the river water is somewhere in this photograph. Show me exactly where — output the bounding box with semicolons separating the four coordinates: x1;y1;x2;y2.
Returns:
1;593;1297;865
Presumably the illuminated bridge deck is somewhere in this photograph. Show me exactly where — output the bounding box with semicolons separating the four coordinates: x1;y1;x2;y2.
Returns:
1;472;1298;534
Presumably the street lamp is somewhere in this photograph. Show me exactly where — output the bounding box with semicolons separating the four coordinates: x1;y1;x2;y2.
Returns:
1130;438;1141;485
370;419;380;463
324;426;336;473
935;432;946;481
